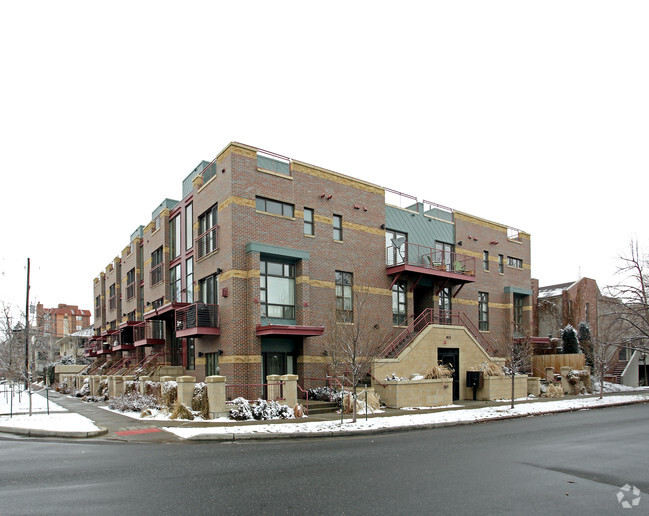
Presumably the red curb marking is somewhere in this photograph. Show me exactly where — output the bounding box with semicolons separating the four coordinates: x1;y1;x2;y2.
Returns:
114;428;163;436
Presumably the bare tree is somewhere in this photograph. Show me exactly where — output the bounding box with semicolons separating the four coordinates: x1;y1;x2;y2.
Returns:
326;285;384;423
499;321;533;409
0;302;25;381
604;239;649;354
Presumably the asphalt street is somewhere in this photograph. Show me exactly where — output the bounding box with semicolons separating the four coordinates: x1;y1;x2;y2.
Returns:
1;403;647;515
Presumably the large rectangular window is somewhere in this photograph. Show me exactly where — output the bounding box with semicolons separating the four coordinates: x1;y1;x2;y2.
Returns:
478;292;489;331
435;242;454;270
335;271;353;322
95;295;101;319
392;280;407;326
255;196;294;218
304;208;314;236
483;251;489;271
513;294;524;329
151;247;163;286
197;204;218;258
439;286;452;323
498;254;504;274
186;258;193;303
333;214;343;241
108;283;116;311
170;263;182;303
170;215;181;260
126;268;136;300
199;274;218;305
260;260;295;319
185;203;193;251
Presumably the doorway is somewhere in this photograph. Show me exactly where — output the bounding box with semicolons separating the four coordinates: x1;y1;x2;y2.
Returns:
438;347;460;400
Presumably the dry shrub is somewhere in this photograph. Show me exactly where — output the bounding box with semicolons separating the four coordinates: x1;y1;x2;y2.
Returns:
293;404;305;418
144;380;161;400
468;361;505;377
97;379;109;397
140;408;153;418
341;389;381;414
170;401;194;420
425;362;454;379
191;383;209;419
567;369;592;392
161;381;177;408
124;381;138;394
544;383;564;398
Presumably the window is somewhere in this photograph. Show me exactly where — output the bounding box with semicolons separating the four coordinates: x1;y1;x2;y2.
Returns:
170;215;181;259
199;274;218;305
185;203;193;251
151;247;163;286
386;229;407;266
126;268;136;300
198;204;218;258
76;315;83;322
170;263;182;303
186;258;193;303
478;292;489;331
186;338;195;370
483;251;489;271
507;256;523;269
108;284;116;311
498;254;504;274
333;214;343;241
127;310;136;322
585;303;590;323
154;216;160;232
255;196;294;218
439;287;452;323
435;242;454;270
95;295;101;318
513;294;524;329
335;271;353;322
392;280;407;326
260;260;295;319
304;208;314;236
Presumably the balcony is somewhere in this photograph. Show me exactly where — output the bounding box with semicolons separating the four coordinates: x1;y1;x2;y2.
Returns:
196;225;219;259
133;320;166;346
175;303;220;338
150;264;163;286
386;242;476;284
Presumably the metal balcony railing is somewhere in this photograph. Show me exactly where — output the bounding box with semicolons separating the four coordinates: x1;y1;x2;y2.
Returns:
196;225;219;259
386;242;476;277
150;264;163;286
175;303;218;331
133;320;165;343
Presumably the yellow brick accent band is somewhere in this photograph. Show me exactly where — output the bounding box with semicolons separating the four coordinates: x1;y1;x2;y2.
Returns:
342;220;384;236
219;195;256;211
297;355;331;364
220;269;259;281
220;355;262;364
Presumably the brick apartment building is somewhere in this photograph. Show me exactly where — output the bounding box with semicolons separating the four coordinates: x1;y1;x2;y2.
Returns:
87;142;534;397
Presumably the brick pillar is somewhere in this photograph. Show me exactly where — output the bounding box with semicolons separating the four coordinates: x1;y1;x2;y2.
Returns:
280;374;298;407
206;375;227;418
177;376;196;407
545;367;554;383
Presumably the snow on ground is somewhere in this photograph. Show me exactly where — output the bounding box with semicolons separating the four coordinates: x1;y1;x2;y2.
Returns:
101;405;231;423
0;385;101;433
163;394;649;439
0;413;102;433
592;381;649;393
0;385;66;414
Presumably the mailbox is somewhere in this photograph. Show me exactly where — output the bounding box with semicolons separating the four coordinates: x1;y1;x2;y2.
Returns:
466;371;483;389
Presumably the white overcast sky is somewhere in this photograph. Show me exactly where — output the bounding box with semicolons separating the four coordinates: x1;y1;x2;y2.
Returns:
1;1;647;322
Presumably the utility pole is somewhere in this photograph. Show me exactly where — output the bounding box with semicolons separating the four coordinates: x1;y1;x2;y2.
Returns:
24;258;30;391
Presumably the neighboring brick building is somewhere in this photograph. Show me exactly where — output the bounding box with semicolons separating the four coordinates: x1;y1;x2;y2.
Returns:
88;142;534;399
535;277;600;341
36;303;92;337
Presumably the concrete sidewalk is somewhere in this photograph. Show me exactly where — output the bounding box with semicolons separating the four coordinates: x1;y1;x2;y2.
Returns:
1;389;648;442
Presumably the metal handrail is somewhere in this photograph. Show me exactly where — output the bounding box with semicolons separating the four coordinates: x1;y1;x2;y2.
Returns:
386;242;476;276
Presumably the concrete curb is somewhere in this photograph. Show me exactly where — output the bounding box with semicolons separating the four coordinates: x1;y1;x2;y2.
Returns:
0;425;108;439
185;397;649;441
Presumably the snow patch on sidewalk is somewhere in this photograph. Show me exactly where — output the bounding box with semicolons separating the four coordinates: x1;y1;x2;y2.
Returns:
0;413;101;433
163;394;649;439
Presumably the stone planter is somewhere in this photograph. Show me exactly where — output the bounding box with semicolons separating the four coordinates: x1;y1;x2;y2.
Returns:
373;378;453;409
472;375;527;401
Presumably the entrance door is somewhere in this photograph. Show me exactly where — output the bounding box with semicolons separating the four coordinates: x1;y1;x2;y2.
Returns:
438;347;460;400
205;352;219;377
